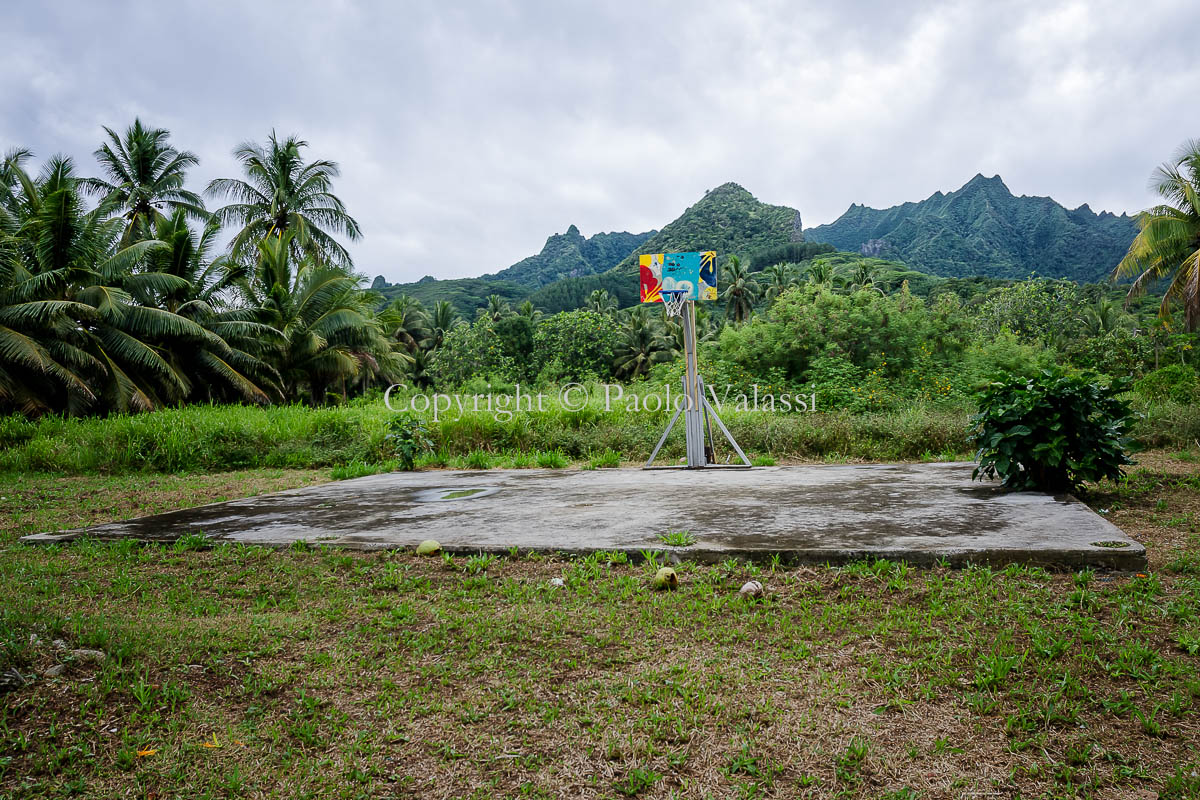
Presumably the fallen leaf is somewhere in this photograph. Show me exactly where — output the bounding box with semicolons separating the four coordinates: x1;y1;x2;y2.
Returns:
199;733;221;749
136;748;157;757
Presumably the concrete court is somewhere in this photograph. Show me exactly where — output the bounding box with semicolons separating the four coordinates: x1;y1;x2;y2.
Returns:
22;463;1146;570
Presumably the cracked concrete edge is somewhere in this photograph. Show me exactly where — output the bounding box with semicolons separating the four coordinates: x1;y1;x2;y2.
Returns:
20;533;1148;572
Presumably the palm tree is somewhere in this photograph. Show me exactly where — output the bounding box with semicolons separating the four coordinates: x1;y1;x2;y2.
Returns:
249;231;401;403
2;153;239;413
805;258;836;288
1;150;100;413
428;300;461;350
613;308;675;379
139;210;280;403
1114;140;1200;331
1080;297;1133;337
79;120;206;246
760;262;797;303
516;300;541;324
694;303;722;343
381;294;431;353
846;260;884;293
477;294;511;322
207;132;362;268
405;346;435;389
586;288;618;315
0;154;102;414
720;255;759;324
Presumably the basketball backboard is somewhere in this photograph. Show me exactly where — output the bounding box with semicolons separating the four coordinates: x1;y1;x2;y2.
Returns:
639;251;717;303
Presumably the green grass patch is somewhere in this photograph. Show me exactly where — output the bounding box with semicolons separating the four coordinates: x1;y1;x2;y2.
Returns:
659;530;697;547
329;459;397;480
3;394;1196;477
2;501;1200;795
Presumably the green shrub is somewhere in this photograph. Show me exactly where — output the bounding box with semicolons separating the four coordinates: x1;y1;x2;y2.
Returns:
385;413;434;470
532;310;620;382
970;369;1135;491
429;320;518;387
1134;364;1199;404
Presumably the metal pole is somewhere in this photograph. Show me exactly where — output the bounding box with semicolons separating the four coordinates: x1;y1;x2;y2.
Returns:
682;300;705;467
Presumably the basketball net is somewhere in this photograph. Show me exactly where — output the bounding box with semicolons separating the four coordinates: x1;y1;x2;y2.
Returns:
661;289;687;317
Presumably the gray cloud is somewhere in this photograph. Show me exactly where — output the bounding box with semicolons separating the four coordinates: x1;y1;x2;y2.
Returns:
3;0;1198;282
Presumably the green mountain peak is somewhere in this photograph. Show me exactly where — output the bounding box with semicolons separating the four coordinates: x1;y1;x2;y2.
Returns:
805;174;1136;282
525;182;806;312
484;226;655;289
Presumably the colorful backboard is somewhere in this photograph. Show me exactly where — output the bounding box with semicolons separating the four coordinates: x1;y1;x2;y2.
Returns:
639;251;717;303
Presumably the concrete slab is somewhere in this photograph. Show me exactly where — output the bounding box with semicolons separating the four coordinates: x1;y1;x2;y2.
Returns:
22;464;1145;570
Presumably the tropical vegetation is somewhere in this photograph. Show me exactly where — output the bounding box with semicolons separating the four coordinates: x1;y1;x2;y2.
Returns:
1;126;1198;430
0;123;397;414
1114;138;1200;332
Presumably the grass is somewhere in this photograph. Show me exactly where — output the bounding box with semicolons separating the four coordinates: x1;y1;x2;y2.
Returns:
3;393;1195;478
329;459;398;480
0;395;1072;476
659;530;698;547
1;453;1200;797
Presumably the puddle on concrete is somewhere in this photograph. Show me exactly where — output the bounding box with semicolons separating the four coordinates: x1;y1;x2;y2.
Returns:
442;489;486;499
413;487;501;502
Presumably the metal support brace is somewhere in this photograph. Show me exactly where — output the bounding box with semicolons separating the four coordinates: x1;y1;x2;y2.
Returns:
644;300;751;469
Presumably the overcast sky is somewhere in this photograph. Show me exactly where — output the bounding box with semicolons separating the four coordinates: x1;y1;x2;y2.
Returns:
4;0;1199;283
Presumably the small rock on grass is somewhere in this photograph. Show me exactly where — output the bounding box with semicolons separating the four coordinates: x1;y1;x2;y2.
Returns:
0;667;26;692
549;577;565;587
739;580;764;599
69;649;106;664
42;664;66;678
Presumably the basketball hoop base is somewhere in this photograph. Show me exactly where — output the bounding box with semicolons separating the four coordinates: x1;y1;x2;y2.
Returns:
643;299;751;470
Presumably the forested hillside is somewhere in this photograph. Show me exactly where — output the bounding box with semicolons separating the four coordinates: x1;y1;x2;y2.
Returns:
804;174;1137;282
376;226;654;315
531;182;805;311
487;226;655;287
379;276;530;317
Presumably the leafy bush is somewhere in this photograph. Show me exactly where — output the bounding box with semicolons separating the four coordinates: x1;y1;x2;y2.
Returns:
970;369;1135;491
974;279;1085;345
429;319;517;387
385;413;434;470
715;284;971;399
532;310;620;382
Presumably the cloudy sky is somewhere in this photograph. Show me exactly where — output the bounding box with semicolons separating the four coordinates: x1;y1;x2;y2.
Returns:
4;0;1199;283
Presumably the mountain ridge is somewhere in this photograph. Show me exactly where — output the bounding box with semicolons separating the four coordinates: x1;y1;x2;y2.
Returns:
375;176;1140;316
803;174;1137;282
374;225;656;315
483;225;656;288
527;182;805;311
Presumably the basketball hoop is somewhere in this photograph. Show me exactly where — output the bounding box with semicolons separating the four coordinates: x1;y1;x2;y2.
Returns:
660;289;688;317
639;251;750;469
